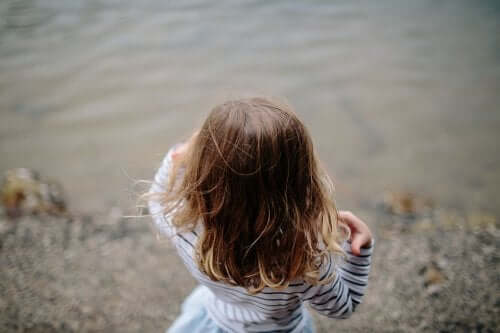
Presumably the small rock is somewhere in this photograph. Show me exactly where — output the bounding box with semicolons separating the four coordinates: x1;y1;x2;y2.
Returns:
381;190;434;217
419;260;447;295
426;283;443;296
0;168;68;218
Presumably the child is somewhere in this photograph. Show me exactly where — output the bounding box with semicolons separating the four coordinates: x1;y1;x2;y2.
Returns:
147;97;374;333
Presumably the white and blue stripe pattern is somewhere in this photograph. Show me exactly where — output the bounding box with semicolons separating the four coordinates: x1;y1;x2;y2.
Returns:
149;148;374;333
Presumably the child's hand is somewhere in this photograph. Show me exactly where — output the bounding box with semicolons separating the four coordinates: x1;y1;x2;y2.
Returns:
172;143;189;160
338;211;373;256
172;131;199;160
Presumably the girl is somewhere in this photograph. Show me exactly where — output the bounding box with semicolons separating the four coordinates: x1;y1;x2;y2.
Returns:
147;97;374;333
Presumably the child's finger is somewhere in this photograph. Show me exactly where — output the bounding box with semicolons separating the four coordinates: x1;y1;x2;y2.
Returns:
351;234;363;256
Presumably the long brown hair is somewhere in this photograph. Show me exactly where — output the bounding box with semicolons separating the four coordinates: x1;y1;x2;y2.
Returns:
159;97;347;293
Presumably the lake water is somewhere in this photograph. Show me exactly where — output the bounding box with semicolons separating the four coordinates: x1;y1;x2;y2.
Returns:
1;0;499;216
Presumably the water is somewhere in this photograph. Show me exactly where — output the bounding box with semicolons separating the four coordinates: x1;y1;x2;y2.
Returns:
1;0;499;215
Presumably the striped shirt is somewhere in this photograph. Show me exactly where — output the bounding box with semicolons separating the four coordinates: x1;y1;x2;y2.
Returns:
148;147;374;333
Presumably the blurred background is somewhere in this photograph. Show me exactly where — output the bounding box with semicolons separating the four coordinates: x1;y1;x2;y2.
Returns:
1;0;499;332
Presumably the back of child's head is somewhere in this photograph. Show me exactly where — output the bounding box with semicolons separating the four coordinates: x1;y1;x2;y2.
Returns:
164;97;347;292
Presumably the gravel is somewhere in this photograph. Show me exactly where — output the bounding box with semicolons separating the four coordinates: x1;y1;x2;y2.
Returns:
0;208;498;332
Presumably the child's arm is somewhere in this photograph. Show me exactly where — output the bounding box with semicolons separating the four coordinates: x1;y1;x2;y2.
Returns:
147;146;178;237
149;147;176;195
147;132;198;236
304;212;374;319
148;131;197;197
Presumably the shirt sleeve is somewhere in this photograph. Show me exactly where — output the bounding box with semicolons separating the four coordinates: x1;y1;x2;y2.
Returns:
147;146;179;237
304;239;374;319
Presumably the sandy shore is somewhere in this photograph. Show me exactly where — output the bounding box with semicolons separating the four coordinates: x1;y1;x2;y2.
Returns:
1;205;498;332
